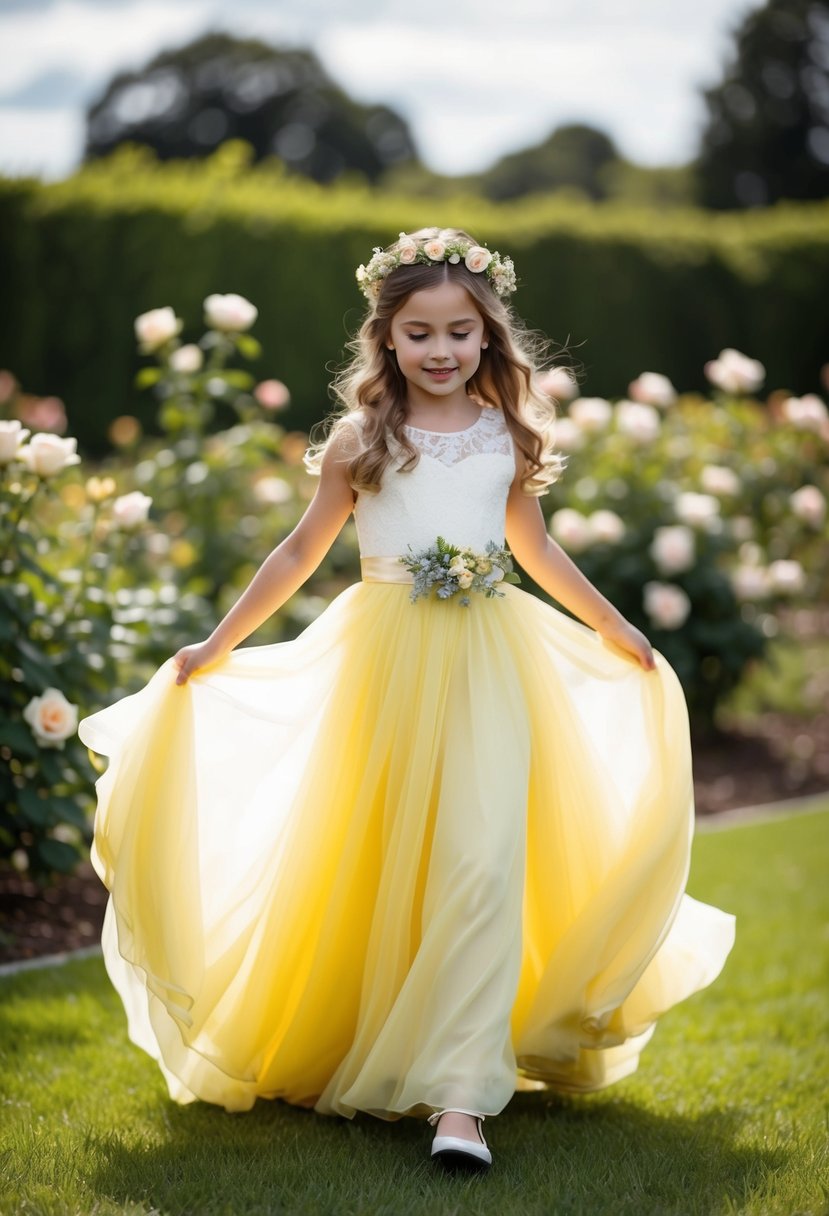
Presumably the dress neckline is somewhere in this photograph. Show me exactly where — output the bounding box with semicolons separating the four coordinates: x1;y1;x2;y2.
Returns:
403;407;485;436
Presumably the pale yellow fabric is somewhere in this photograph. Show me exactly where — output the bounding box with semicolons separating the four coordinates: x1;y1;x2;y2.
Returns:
78;576;735;1119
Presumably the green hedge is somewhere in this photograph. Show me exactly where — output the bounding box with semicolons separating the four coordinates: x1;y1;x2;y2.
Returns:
2;143;828;455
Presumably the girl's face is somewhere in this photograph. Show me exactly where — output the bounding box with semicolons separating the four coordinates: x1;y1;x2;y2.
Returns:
386;280;488;411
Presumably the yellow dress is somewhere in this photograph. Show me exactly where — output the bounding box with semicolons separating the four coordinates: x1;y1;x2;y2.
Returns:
77;406;736;1120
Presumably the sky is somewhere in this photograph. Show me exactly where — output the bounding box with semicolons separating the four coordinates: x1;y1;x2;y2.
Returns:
0;0;761;180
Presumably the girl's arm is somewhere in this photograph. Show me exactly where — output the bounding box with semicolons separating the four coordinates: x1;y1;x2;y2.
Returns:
173;426;357;683
504;469;656;670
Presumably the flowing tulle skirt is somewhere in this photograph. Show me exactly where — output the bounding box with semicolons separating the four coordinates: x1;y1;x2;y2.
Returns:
77;580;735;1119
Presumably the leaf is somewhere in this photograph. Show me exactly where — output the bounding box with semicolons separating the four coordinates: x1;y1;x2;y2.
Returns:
1;719;40;758
36;837;81;873
18;785;57;826
135;367;164;389
234;334;262;360
503;572;522;584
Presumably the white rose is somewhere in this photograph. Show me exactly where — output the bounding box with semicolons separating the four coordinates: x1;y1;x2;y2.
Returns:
780;394;829;432
422;239;446;261
643;582;692;630
112;490;153;529
650;525;695;575
550;508;593;552
551;417;586;451
768;559;806;594
790;485;826;527
730;564;770;600
464;246;492;273
700;465;741;496
675;491;721;531
19;433;81;478
253;476;293;505
204;293;258;332
0;420;31;465
397;240;418;264
449;557;467;576
615;399;661;443
704;347;765;394
588;509;625;543
170;344;204;373
458;569;474;588
23;687;78;749
538;367;579;401
134;306;182;352
569;397;612;433
628;371;677;408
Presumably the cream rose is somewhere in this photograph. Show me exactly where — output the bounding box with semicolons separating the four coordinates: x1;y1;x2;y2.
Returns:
780;394;829;432
134;306;182;352
650;525;695;575
700;465;740;496
538;367;579;401
569;397;612;433
170;344;204;373
423;239;446;261
615;400;661;443
0;420;30;465
628;371;677;408
550;508;593;551
704;348;765;394
588;509;625;544
19;433;81;478
23;688;78;749
675;491;721;531
458;569;474;588
397;240;418;264
204;293;258;332
643;582;691;630
112;490;153;529
790;485;826;527
464;246;492;273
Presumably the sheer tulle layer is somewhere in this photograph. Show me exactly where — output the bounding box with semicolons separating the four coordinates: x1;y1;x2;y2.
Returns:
78;582;735;1118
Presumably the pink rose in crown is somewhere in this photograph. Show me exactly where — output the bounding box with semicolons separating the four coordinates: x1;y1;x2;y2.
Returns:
464;246;492;273
423;239;446;261
397;240;418;264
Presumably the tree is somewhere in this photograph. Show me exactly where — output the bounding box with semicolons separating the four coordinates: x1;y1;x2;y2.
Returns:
695;0;829;208
477;124;621;202
84;32;417;184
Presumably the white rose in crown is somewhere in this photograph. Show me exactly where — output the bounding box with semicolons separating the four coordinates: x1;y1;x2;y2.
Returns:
204;293;258;332
112;490;153;529
397;240;418;264
0;419;31;465
135;306;182;353
423;239;446;261
23;688;78;749
19;433;81;478
465;246;492;273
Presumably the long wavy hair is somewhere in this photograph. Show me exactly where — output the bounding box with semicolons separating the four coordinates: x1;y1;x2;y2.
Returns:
304;226;580;495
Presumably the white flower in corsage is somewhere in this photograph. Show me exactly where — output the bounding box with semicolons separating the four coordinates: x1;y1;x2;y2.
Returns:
400;536;520;605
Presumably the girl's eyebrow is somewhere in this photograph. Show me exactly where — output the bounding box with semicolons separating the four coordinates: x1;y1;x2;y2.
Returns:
401;318;478;327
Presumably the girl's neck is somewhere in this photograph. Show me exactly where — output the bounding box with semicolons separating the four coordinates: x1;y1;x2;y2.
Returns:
403;393;484;434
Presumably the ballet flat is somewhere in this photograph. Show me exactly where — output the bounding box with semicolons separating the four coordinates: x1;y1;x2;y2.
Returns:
427;1107;492;1169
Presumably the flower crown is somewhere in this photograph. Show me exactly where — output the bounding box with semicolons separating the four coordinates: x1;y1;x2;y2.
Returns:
356;233;517;302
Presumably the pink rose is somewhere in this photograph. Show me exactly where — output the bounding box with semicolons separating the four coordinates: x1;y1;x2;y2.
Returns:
397;241;418;264
423;239;446;261
254;379;290;410
464;246;492;273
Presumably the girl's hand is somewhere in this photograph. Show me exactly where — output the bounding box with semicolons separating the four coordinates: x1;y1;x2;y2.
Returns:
598;618;657;671
171;638;229;686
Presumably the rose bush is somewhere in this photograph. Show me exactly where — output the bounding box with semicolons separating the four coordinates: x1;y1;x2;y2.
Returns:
540;350;829;731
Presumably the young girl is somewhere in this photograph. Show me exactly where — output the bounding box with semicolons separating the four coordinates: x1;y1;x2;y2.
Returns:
78;226;736;1173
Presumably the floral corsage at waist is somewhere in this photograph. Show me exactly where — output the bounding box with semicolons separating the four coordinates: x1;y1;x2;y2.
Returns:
400;536;521;606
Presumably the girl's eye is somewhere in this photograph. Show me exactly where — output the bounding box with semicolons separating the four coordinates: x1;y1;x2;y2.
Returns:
451;333;471;341
407;334;427;342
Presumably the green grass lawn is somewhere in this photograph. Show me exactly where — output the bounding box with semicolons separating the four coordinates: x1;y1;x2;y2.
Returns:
1;805;827;1216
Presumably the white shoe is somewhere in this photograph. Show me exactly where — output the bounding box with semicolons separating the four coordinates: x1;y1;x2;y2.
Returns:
427;1107;492;1169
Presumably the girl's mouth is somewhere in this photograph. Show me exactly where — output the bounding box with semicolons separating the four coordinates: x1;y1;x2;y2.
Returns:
424;368;457;380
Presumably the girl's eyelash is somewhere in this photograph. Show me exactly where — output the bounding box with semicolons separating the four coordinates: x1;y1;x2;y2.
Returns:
407;333;471;341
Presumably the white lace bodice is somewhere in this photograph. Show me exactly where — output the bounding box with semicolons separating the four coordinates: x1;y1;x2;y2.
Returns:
352;407;516;557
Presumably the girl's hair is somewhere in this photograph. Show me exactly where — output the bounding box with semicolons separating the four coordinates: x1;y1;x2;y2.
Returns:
304;226;580;495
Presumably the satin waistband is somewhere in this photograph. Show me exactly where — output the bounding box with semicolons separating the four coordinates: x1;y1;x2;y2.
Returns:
360;555;414;584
